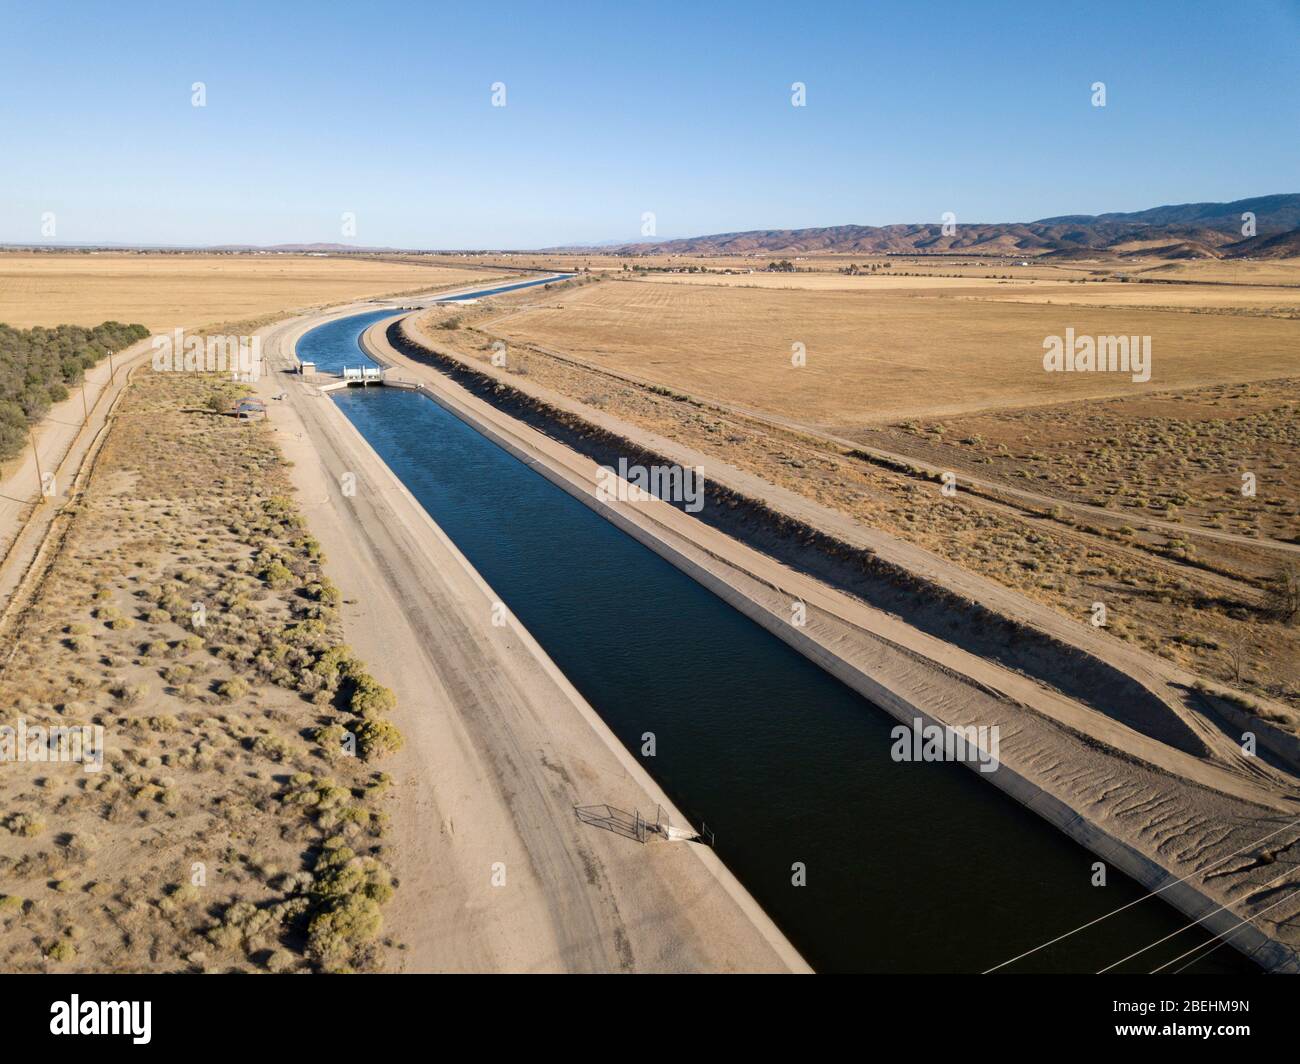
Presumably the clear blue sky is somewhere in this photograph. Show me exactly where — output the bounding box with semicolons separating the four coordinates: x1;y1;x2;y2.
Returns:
1;0;1296;248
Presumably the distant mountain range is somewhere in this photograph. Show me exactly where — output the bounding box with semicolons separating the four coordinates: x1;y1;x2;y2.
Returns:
570;195;1300;260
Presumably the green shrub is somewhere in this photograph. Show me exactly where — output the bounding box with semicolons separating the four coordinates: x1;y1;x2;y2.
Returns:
260;561;294;589
356;717;403;760
47;940;77;962
349;675;396;719
216;677;249;701
305;841;394;966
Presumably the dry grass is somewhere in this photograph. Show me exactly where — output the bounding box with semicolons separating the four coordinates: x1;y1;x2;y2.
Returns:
884;380;1300;546
0;367;402;973
488;278;1300;426
1136;259;1300;286
0;252;496;331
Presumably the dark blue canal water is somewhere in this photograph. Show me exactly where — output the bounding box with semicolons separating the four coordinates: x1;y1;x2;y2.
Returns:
317;313;1251;974
296;276;573;374
296;310;394;375
434;273;574;301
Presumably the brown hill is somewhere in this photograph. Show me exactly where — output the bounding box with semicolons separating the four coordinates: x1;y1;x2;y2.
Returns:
576;195;1300;259
1219;229;1300;260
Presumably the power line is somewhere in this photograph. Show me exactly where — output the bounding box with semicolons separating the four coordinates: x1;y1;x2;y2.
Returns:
1170;937;1233;975
1152;883;1300;975
1095;863;1298;974
981;815;1300;973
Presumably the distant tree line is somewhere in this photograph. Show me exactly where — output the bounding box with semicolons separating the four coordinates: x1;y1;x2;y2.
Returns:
0;320;148;460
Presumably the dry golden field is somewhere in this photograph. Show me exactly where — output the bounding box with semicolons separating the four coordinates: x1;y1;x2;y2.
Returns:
628;271;1300;313
487;275;1300;426
950;285;1300;314
0;253;497;331
1135;259;1300;286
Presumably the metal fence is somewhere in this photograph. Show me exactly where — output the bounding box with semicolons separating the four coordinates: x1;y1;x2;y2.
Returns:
574;803;715;847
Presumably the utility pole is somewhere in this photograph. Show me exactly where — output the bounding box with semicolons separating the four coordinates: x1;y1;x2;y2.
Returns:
81;377;90;424
29;425;46;503
107;349;116;384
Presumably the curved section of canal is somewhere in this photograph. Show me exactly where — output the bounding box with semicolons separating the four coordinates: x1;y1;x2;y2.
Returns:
294;277;572;376
299;310;1251;974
